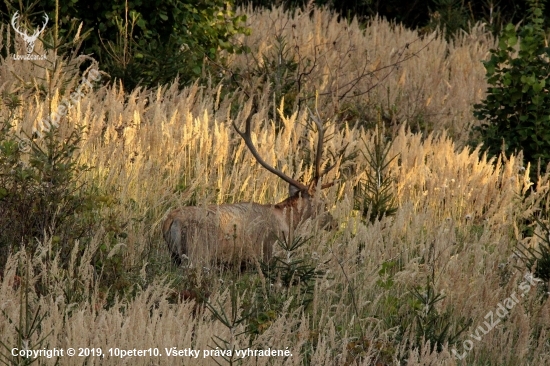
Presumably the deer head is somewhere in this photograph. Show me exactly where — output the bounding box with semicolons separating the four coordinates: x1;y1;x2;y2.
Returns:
232;100;339;229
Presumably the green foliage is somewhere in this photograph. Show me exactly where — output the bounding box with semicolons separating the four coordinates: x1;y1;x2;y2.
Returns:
0;262;50;366
1;0;250;90
373;252;471;360
204;284;248;366
0;5;134;305
354;125;399;223
376;259;399;289
473;0;550;181
97;0;250;90
203;235;324;347
259;236;325;307
0;90;109;276
399;248;472;358
408;276;470;354
426;0;471;39
243;236;325;336
229;34;304;118
412;244;473;355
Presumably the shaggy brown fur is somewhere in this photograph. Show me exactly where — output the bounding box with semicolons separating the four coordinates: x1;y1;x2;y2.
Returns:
164;103;339;266
163;189;330;266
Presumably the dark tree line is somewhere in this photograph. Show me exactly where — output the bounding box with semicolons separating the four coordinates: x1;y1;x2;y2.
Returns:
236;0;547;37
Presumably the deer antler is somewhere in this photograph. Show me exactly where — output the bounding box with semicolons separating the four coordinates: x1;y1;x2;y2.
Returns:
308;108;324;185
233;100;308;191
308;108;357;189
308;107;339;189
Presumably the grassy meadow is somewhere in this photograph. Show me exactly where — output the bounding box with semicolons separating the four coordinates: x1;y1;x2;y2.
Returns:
1;5;549;365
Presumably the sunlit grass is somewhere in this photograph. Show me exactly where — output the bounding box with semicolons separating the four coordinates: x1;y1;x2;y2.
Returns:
0;6;549;365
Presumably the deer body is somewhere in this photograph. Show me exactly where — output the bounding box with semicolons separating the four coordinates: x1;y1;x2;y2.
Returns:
164;101;340;267
163;191;313;265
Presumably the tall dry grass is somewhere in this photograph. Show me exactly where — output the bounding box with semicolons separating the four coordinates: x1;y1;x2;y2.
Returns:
229;6;494;144
0;6;549;366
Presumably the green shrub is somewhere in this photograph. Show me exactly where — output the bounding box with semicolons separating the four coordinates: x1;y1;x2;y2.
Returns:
241;236;325;337
426;0;471;39
378;255;471;361
97;0;250;90
232;34;302;118
259;235;325;308
202;235;325;347
354;123;398;223
1;0;250;90
472;0;550;181
0;92;103;271
0;7;131;301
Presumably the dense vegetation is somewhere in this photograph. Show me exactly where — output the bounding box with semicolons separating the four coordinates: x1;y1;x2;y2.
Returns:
0;1;549;365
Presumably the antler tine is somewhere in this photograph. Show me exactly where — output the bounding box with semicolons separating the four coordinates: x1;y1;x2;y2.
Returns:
307;108;324;183
30;13;48;38
321;181;338;189
321;140;358;187
233;100;307;190
321;142;351;176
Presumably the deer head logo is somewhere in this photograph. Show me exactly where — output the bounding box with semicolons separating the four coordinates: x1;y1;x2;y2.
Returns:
11;12;49;55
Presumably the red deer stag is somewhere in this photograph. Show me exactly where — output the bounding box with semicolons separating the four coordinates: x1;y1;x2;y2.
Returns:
163;105;337;267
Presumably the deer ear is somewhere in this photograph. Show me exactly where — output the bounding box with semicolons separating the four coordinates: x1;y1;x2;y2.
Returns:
289;184;300;197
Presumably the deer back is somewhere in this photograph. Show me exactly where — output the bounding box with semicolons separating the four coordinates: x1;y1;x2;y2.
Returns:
163;186;322;266
163;202;287;265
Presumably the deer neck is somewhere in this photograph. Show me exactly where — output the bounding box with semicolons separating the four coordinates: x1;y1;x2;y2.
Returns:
274;194;311;230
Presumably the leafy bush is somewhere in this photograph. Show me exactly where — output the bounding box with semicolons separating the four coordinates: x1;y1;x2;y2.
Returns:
473;0;550;181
